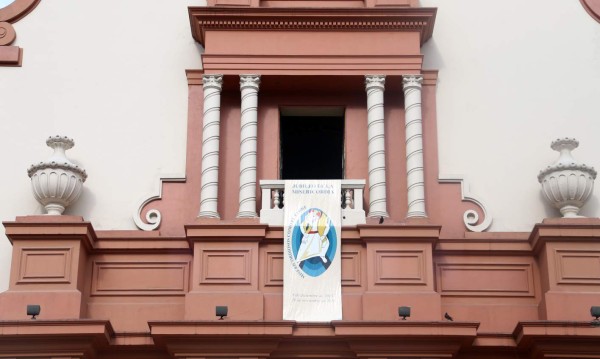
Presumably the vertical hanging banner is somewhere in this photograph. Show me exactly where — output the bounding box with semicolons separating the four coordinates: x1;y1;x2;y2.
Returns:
283;180;342;322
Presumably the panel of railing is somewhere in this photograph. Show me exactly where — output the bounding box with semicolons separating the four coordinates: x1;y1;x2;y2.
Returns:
259;179;366;226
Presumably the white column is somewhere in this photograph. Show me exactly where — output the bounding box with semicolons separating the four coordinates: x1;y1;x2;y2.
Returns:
402;75;427;218
365;75;389;218
237;74;261;218
198;74;224;218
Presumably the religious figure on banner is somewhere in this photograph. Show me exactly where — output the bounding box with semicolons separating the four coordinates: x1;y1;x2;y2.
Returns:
283;181;342;321
296;208;331;264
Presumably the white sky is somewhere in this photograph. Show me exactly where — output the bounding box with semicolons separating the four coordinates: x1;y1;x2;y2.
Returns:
0;0;15;8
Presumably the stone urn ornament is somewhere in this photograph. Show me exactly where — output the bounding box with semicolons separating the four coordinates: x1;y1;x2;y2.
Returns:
538;138;597;218
27;136;87;215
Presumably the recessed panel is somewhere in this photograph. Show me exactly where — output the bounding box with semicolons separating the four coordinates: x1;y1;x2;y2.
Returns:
18;248;71;284
437;263;534;297
375;250;426;285
201;250;252;284
556;250;600;285
341;251;361;286
92;261;189;296
266;251;284;287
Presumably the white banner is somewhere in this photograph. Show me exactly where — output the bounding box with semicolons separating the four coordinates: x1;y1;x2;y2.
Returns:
283;180;342;322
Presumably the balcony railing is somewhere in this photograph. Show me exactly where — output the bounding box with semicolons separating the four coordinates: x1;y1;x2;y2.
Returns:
259;179;366;226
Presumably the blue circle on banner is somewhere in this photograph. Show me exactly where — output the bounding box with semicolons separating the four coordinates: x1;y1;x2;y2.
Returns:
291;208;337;277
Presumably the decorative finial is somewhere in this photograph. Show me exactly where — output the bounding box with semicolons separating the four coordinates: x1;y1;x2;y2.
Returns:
28;136;87;215
538;137;596;218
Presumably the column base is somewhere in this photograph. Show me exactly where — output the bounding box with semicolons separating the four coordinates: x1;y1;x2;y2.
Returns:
237;211;258;219
407;211;427;218
198;211;220;219
367;211;389;218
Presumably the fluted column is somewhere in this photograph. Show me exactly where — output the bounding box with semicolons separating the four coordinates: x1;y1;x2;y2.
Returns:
237;74;261;218
365;75;389;218
198;74;224;218
402;75;427;218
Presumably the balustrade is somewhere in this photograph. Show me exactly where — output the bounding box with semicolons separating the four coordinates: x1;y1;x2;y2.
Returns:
259;180;366;226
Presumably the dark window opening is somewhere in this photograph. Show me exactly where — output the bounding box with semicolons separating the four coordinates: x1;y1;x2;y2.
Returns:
280;114;345;180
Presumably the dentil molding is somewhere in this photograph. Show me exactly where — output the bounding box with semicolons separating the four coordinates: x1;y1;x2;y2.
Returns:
189;7;437;47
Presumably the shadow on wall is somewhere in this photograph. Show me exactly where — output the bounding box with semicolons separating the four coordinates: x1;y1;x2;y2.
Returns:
65;187;96;219
195;42;205;58
582;195;600;218
539;191;558;220
421;38;445;70
538;191;600;221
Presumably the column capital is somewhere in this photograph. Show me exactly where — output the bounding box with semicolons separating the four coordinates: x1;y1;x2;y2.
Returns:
365;74;386;91
240;74;261;90
403;74;423;90
202;74;224;91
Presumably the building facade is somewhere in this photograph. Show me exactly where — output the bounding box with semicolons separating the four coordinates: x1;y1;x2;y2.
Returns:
1;0;600;358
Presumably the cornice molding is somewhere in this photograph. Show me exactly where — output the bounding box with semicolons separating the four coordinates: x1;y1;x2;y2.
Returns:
528;217;600;254
0;320;113;358
189;7;437;47
3;216;97;251
185;221;268;242
514;321;600;356
357;223;441;244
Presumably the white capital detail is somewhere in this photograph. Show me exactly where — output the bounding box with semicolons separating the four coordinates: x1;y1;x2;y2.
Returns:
202;74;224;91
199;74;224;218
403;75;427;218
237;74;261;218
365;75;389;218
